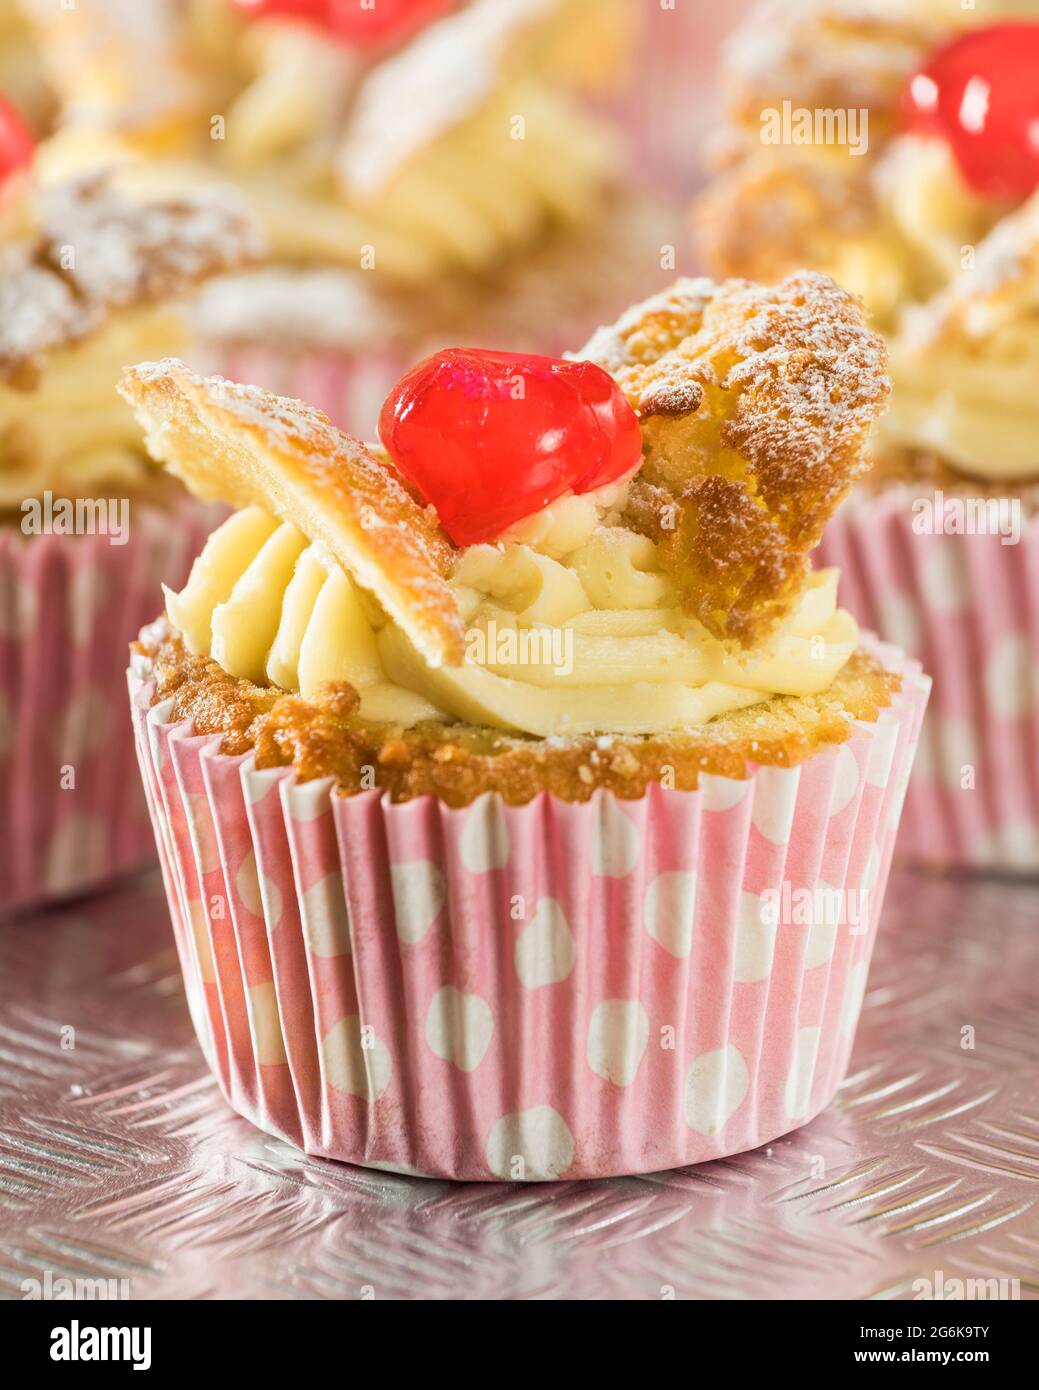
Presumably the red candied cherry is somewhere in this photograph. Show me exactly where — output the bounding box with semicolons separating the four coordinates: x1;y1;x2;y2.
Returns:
378;348;644;547
231;0;328;19
326;0;456;45
0;97;33;188
903;22;1039;200
232;0;455;46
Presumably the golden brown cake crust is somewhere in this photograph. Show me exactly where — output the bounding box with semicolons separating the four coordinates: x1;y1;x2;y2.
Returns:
578;272;889;648
137;626;901;808
119;359;466;667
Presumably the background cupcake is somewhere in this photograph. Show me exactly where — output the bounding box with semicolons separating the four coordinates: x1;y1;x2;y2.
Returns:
817;195;1039;870
0;166;261;913
119;274;927;1179
27;0;679;441
694;0;1039;870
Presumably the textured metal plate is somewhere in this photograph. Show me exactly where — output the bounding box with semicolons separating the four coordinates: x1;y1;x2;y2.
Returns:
1;866;1037;1300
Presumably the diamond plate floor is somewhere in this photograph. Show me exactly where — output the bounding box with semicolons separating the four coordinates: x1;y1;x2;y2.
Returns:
1;866;1037;1300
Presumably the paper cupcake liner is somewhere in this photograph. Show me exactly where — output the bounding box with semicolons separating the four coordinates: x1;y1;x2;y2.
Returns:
0;498;218;915
621;0;757;193
128;631;928;1180
817;487;1039;872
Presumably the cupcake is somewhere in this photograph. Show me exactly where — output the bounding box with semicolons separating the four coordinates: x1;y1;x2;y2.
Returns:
122;272;928;1180
696;0;1039;329
27;0;671;440
695;1;1039;869
0;166;261;913
817;197;1039;870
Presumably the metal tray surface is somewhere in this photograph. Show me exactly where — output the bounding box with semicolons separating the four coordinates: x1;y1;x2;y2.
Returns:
1;866;1037;1301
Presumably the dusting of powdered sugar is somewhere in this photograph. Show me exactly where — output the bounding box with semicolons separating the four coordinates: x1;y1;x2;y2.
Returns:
191;268;399;351
0;176;262;383
579;272;890;472
571;278;718;373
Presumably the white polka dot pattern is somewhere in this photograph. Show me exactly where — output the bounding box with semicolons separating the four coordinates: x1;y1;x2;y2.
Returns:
459;794;511;872
390;860;446;944
55;687;110;760
877;590;920;657
322;1017;393;1101
514;898;576;987
733;891;777;983
485;1107;574;1181
839;962;870;1040
284;778;336;822
249;982;287;1066
699;774;750;812
644;871;698;958
684;1046;749;1135
185;792;221;875
236;849;284;928
829;746;860;817
44;815;108;893
918;545;969;614
751;767;799;844
804;882;840;969
784;1027;822;1119
188;898;217;984
301;872;352;957
586;999;650;1086
425;986;494;1073
591;796;641;877
985;635;1037;719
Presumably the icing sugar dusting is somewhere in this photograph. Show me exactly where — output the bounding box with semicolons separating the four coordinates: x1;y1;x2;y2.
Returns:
0;176;262;382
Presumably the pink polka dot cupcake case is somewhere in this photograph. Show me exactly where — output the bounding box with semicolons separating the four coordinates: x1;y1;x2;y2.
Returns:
0;502;218;912
0;172;260;915
129;639;928;1181
816;490;1039;872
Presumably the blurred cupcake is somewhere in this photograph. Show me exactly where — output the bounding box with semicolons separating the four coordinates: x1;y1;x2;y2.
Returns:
620;0;757;193
0;165;261;913
122;273;927;1180
695;1;1039;870
817;196;1039;870
26;0;672;439
695;0;1039;330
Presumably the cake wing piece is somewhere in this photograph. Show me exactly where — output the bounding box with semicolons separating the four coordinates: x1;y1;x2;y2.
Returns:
576;271;889;647
119;360;465;668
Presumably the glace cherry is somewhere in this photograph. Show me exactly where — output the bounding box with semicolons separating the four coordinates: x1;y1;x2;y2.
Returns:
378;349;643;547
0;97;33;188
232;0;455;47
904;22;1039;200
